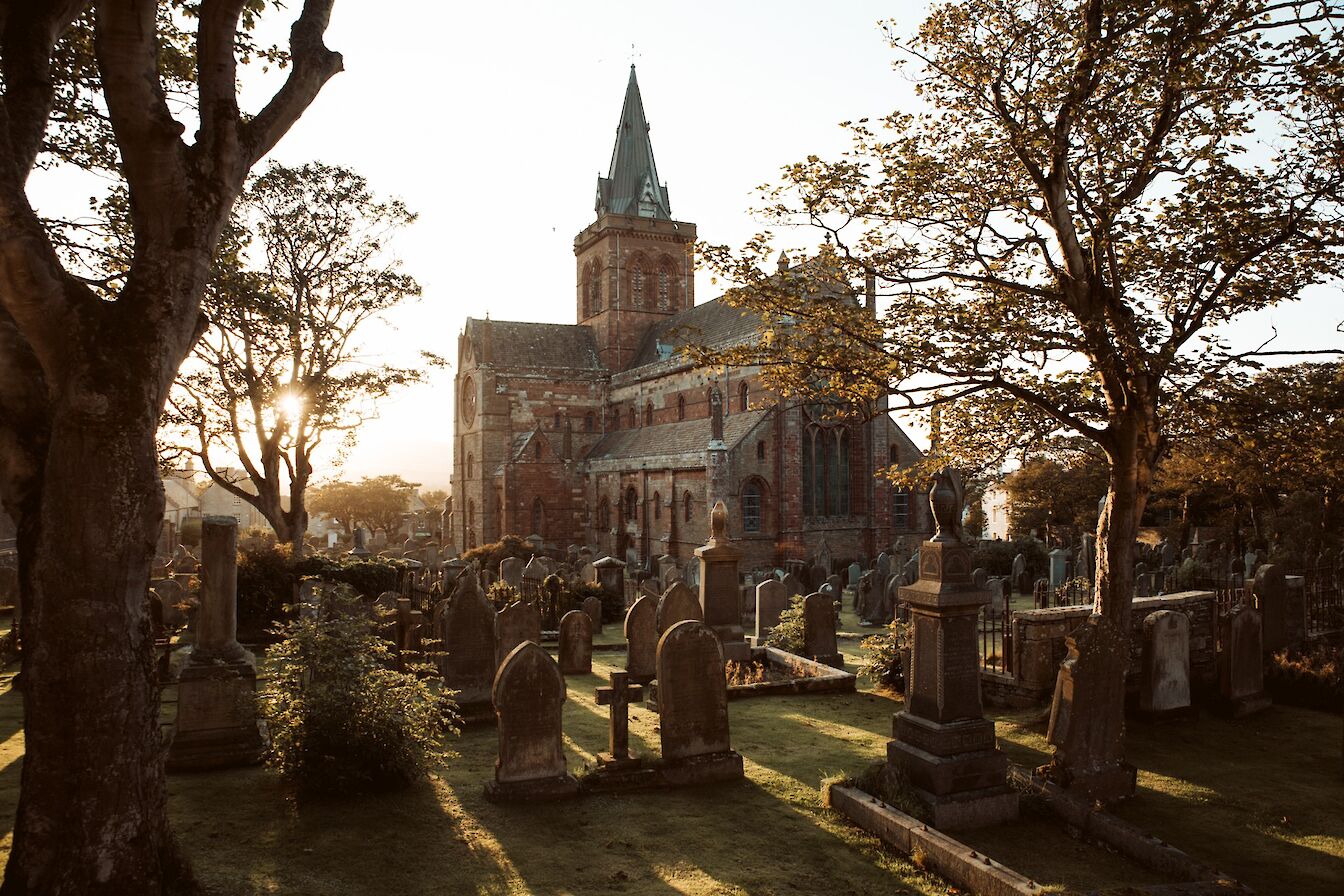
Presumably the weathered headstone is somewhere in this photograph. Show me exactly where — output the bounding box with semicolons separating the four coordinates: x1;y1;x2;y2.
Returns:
1011;552;1028;595
987;577;1007;616
1048;547;1070;590
875;551;893;582
825;574;843;599
657;580;703;633
802;592;843;668
167;516;265;770
558;609;593;675
624;595;658;684
1139;610;1192;717
1217;605;1271;717
781;571;805;598
440;573;496;710
754;579;789;643
495;600;542;668
595;556;627;611
579;560;597;584
1253;564;1288;652
595;670;645;770
655;620;743;783
847;562;863;589
484;641;578;801
582;594;604;634
500;557;524;591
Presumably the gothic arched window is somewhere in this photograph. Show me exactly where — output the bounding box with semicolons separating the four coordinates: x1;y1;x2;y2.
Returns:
741;479;764;533
892;488;911;531
624;487;638;524
683;491;693;523
802;419;852;518
466;452;474;479
677;395;686;421
739;381;749;412
628;406;636;429
585;412;595;432
644;401;653;426
597;496;610;530
657;256;675;309
653;491;662;521
630;256;645;307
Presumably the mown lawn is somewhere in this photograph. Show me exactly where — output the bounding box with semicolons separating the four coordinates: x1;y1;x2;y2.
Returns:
0;637;1338;895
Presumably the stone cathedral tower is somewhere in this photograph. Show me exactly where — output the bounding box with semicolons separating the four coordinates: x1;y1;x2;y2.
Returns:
574;66;696;372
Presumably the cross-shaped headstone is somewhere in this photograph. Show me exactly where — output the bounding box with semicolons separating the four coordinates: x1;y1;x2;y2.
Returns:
594;670;644;769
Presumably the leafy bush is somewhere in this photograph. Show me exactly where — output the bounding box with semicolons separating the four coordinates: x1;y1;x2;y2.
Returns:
765;595;807;654
857;619;912;687
261;584;459;796
461;534;533;573
236;546;404;640
1267;644;1343;713
487;580;519;610
179;516;202;548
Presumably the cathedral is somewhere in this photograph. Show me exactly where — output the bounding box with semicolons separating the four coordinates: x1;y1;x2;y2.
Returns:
447;67;928;570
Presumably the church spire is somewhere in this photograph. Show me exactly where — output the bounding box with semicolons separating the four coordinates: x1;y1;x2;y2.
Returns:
596;66;672;220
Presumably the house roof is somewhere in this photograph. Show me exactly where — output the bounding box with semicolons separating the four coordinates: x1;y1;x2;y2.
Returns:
596;66;672;220
586;408;770;463
464;318;602;371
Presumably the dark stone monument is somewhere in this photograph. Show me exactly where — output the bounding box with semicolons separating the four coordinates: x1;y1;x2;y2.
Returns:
1253;564;1288;652
167;516;266;770
582;594;604;634
495;600;542;668
594;555;627;611
655;620;744;784
441;572;497;712
558;609;593;675
1216;605;1271;717
802;592;843;669
484;641;579;802
624;595;657;684
886;472;1019;829
754;579;788;644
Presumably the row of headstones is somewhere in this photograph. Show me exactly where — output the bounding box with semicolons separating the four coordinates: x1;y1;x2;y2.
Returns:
1139;601;1270;717
490;616;741;799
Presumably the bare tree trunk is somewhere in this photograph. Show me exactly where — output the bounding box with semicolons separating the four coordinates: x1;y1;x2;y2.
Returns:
3;386;198;894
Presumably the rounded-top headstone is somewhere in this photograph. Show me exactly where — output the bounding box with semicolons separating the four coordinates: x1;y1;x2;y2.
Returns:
558;609;593;675
657;580;703;633
492;641;568;783
624;595;657;682
655;620;730;761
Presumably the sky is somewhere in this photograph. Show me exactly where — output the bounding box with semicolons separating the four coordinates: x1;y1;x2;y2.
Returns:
26;1;1344;491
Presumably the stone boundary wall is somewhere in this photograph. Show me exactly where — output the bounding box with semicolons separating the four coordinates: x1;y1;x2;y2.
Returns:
982;591;1216;708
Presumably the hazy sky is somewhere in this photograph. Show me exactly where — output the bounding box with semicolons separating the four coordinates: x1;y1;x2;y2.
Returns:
27;1;1343;491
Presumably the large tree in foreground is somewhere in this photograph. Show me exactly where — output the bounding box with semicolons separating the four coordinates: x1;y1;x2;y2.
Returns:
700;0;1343;799
167;161;424;552
0;2;340;891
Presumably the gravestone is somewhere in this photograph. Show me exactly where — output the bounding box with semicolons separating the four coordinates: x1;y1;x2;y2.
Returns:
655;620;743;783
595;670;645;770
579;561;597;584
901;554;920;587
815;541;833;579
152;578;187;627
484;641;578;801
857;571;882;625
875;551;892;582
624;595;657;684
1135;562;1152;598
808;563;828;593
657;580;703;633
1217;605;1271;717
500;557;524;591
847;562;863;589
781;572;805;598
887;473;1020;828
754;579;789;643
522;556;548;589
802;592;843;668
495;600;542;668
595;556;627;611
582;595;604;634
558;609;593;675
825;574;843;599
987;577;1007;616
1139;610;1192;717
1048;548;1070;590
167;516;265;770
1253;564;1288;652
441;573;497;710
884;574;902;622
1011;552;1028;595
694;500;750;663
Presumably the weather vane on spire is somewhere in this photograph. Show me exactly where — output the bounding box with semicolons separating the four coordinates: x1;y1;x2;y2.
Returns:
629;43;640;66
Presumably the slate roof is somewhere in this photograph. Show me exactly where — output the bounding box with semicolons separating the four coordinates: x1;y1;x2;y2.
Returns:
628;297;766;369
464;318;602;371
596;66;672;220
586;409;770;464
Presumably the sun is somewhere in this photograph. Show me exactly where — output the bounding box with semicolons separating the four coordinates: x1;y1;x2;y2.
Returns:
275;392;304;420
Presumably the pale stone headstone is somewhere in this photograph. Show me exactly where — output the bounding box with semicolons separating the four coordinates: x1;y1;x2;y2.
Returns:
579;561;597;584
1048;548;1070;590
971;567;988;590
500;557;524;591
558;609;593;675
624;595;657;684
847;562;863;589
802;592;842;668
1140;610;1191;715
656;620;733;762
582;595;604;634
495;600;542;668
485;641;578;801
988;577;1007;616
440;574;496;707
754;579;788;642
657;580;703;633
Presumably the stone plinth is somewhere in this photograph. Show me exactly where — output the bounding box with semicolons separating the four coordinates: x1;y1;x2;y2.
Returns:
594;556;627;612
168;516;265;771
887;538;1017;830
694;501;750;664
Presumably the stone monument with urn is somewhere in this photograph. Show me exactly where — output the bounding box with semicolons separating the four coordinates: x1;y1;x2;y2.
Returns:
885;471;1018;830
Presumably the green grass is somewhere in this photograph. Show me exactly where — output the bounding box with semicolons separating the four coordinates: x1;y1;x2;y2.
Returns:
0;645;1339;895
